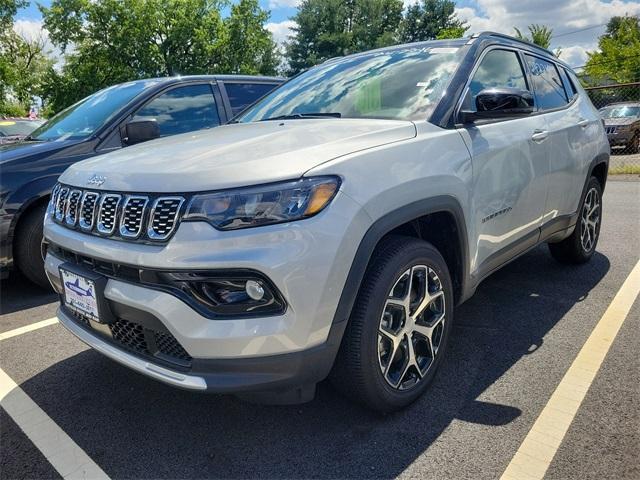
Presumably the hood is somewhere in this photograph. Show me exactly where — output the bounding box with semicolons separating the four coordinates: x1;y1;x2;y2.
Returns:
60;119;416;192
603;117;638;126
0;138;83;165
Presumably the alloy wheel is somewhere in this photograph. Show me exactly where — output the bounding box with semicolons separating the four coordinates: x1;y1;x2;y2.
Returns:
580;187;600;252
377;265;446;391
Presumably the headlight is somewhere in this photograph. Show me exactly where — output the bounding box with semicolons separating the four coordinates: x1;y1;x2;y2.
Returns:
184;176;340;230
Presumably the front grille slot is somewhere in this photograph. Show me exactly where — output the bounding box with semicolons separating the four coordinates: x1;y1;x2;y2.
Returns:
149;197;184;240
79;192;99;230
51;183;184;243
55;187;69;221
65;190;82;225
606;126;617;134
119;196;148;238
96;194;122;235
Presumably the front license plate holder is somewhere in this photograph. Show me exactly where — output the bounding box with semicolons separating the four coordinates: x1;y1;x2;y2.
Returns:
59;263;114;324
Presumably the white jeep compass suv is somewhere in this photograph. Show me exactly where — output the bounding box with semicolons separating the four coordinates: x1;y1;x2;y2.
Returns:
44;32;609;412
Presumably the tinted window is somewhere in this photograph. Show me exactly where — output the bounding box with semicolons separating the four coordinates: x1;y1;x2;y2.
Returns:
463;49;528;112
30;81;156;141
133;84;220;136
525;55;568;110
239;46;463;122
225;83;278;116
560;68;578;99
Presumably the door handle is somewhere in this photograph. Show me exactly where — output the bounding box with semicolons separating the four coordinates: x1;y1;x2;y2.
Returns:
531;129;549;143
577;119;589;128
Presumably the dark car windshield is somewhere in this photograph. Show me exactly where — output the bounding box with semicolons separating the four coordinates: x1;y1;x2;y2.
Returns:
29;81;159;141
0;120;43;136
600;105;640;119
237;45;463;123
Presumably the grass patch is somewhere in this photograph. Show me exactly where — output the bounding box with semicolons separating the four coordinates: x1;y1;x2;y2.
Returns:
610;165;640;175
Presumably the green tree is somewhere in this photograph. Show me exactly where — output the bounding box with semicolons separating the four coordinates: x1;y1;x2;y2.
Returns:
513;24;553;49
41;0;279;113
222;0;280;75
400;0;467;43
436;25;468;40
285;0;403;74
1;0;52;115
584;16;640;84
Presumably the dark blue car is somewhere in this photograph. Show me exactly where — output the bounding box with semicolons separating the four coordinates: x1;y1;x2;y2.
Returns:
0;75;283;287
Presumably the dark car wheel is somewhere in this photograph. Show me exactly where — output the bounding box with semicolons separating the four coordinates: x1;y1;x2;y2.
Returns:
548;176;602;264
15;203;51;289
330;235;454;413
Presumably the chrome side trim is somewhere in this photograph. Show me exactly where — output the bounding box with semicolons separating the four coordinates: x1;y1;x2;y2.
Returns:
57;307;207;391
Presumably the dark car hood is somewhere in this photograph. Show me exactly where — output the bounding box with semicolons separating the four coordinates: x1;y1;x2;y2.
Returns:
0;138;85;166
603;117;638;127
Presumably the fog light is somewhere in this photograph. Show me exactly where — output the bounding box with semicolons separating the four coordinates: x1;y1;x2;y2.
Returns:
245;280;265;301
147;270;287;317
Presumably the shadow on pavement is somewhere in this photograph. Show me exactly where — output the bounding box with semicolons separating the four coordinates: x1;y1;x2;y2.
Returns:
9;246;609;479
0;272;57;316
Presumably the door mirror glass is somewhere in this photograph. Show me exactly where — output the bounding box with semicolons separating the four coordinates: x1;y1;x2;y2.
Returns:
461;88;534;123
124;119;160;145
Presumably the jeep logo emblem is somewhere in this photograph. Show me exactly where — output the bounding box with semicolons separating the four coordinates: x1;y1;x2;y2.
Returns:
87;174;106;187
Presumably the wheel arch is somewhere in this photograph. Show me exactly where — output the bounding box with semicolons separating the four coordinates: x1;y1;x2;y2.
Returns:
5;175;58;267
331;195;471;326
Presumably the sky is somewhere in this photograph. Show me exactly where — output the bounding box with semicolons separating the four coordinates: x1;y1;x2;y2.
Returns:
13;0;640;70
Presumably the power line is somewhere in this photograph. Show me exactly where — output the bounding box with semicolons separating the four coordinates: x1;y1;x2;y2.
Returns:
551;23;607;39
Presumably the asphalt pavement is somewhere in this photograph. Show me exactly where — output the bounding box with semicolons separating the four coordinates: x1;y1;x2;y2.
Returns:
1;180;638;480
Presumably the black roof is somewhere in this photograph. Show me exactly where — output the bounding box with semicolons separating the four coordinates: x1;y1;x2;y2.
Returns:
118;74;284;91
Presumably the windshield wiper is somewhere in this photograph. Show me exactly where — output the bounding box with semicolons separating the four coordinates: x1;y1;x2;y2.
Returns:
22;135;42;142
260;112;342;121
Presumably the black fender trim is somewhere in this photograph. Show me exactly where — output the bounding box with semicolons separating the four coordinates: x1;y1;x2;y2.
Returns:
331;195;470;326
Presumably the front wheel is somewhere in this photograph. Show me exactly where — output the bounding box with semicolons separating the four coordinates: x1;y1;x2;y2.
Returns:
330;236;454;412
15;203;51;289
548;176;602;264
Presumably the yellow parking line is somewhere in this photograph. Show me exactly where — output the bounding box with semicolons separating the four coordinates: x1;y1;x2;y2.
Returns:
0;367;110;479
0;317;58;341
501;259;640;480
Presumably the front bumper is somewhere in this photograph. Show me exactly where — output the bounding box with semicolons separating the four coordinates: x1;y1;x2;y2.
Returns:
43;191;370;396
56;305;346;399
607;131;634;146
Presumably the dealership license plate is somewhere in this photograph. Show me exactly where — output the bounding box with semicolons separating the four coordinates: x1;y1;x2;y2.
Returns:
60;268;100;322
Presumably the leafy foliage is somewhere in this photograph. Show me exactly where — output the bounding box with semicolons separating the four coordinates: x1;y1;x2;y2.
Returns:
285;0;404;74
1;0;52;116
513;24;553;49
584;16;640;85
40;0;279;113
400;0;467;43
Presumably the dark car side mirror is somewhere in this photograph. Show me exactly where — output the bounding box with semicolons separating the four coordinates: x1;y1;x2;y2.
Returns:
459;88;535;124
124;120;160;145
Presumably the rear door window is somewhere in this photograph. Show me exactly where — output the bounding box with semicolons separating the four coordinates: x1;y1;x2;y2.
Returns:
133;84;220;136
524;55;569;110
224;83;279;116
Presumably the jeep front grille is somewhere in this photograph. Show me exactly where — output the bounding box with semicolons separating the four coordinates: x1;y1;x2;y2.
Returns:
51;183;185;243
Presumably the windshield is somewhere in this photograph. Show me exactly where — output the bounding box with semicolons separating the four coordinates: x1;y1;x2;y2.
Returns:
600;106;640;119
238;46;463;123
0;120;42;136
30;81;159;141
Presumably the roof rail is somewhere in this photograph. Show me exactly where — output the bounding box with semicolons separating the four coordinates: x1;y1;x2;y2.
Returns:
470;31;556;57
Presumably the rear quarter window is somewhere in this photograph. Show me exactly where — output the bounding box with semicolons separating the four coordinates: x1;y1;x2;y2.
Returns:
224;83;279;116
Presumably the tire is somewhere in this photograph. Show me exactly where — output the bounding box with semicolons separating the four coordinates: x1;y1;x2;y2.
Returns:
631;133;640;154
548;176;602;264
330;235;454;413
14;203;51;289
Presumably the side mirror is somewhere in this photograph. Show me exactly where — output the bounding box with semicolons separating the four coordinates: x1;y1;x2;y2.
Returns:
459;88;535;124
124;119;160;145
